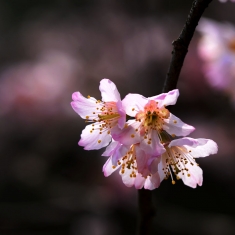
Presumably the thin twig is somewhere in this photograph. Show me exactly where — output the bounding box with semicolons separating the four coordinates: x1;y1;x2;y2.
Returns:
137;1;213;235
163;0;213;93
137;189;155;235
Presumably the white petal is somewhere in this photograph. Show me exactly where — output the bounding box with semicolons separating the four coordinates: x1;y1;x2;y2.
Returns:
71;92;99;119
78;124;111;150
163;113;195;137
120;167;135;187
103;157;120;177
177;164;203;188
149;89;179;108
157;158;166;183
122;93;148;116
99;79;121;102
170;137;218;158
144;173;160;190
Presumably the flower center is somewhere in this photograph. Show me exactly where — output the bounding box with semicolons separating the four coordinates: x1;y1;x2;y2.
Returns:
136;100;170;132
87;101;120;136
97;101;120;124
161;145;197;185
117;145;137;177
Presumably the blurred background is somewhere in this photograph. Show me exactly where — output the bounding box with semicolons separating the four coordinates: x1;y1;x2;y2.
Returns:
0;0;235;234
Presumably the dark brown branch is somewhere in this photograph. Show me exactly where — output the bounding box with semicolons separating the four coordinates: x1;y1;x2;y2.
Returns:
137;1;214;235
137;189;155;235
163;0;213;93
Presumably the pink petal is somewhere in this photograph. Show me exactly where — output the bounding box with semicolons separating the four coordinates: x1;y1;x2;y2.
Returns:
163;113;195;137
147;157;161;174
102;141;120;157
116;100;126;129
178;164;203;188
99;79;121;102
112;120;142;146
103;157;119;177
139;129;165;156
122;93;148;116
148;89;179;108
78;124;111;150
134;174;146;189
144;173;160;190
169;137;218;158
111;144;129;165
71;92;99;119
135;147;148;174
120;167;135;187
157;158;166;183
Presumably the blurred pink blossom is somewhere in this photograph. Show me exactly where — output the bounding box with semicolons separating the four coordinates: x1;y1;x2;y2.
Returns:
218;0;235;2
0;51;77;120
197;18;235;103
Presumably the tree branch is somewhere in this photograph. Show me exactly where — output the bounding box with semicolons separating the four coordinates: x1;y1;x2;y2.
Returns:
137;1;213;235
163;0;213;93
137;189;155;235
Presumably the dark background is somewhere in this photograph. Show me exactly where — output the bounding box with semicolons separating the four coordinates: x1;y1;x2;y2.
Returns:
0;0;235;234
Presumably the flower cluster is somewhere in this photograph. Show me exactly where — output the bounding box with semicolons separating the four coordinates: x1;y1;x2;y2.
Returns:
71;79;218;190
197;18;235;104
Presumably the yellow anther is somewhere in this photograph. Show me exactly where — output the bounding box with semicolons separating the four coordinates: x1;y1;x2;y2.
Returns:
172;180;176;185
98;140;101;143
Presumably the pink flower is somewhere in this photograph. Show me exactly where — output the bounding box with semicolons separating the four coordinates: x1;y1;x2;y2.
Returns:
157;137;218;188
71;79;126;150
197;18;235;96
112;89;195;156
102;141;161;190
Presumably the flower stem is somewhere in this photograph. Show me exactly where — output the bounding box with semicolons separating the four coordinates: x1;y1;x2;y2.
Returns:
137;189;155;235
163;0;213;93
137;1;213;234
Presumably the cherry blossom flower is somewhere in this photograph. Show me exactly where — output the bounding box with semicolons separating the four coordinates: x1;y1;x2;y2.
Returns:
102;141;161;190
197;18;235;102
157;137;218;188
71;79;126;150
112;89;195;156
